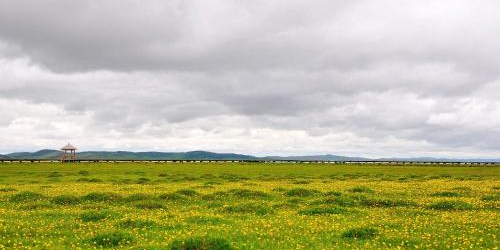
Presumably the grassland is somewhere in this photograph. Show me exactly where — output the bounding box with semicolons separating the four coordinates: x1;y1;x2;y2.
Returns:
0;162;498;250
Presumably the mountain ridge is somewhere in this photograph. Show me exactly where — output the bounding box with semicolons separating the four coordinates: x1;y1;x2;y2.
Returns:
4;149;500;162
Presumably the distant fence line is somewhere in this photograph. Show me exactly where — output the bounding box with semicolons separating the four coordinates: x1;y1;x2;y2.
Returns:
0;158;499;165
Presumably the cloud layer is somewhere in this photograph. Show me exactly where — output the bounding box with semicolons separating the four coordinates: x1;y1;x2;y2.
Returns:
1;0;499;157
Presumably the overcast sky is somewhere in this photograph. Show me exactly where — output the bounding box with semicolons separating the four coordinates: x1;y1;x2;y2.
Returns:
1;0;500;158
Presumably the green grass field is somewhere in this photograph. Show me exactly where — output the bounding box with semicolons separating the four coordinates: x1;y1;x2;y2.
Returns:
0;163;498;250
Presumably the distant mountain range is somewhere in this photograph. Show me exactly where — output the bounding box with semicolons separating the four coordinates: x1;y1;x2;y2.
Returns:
4;150;257;160
2;149;499;162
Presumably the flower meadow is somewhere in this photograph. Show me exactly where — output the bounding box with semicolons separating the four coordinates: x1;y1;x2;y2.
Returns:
0;163;498;250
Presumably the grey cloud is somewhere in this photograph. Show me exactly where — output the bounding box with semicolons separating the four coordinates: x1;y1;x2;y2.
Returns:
0;0;500;157
0;0;498;75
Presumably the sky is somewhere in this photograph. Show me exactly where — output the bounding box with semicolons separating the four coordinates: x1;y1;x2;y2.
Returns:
1;0;500;158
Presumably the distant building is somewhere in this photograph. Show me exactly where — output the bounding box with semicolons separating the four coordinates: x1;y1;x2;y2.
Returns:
60;143;77;162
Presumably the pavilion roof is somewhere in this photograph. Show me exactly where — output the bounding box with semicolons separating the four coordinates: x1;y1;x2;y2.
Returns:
61;143;77;150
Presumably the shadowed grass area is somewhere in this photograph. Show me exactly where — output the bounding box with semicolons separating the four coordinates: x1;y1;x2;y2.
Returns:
348;186;374;193
159;193;187;201
482;194;500;201
228;189;270;199
341;227;379;240
431;191;461;197
117;219;156;229
10;191;46;202
82;192;122;202
170;236;233;250
284;188;321;197
51;194;81;205
124;193;155;202
174;189;200;197
428;200;474;211
0;187;16;192
360;198;417;208
134;200;165;209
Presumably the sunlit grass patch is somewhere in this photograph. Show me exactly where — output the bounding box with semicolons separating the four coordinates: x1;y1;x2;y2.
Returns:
381;237;423;248
222;203;273;215
169;236;233;250
186;216;225;225
298;206;349;215
80;210;114;222
89;231;134;247
0;162;498;249
451;186;472;192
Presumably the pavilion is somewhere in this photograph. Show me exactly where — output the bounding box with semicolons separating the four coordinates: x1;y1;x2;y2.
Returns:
60;143;77;162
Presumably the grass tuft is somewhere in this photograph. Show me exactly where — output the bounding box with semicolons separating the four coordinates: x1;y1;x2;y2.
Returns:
431;191;460;197
174;189;200;197
124;193;155;202
10;191;46;202
78;170;90;176
298;207;348;215
136;177;151;184
428;200;473;211
341;227;379;240
186;216;224;225
80;210;113;222
134;200;165;209
82;192;122;202
229;189;269;198
360;198;417;208
223;203;273;215
90;231;134;247
482;194;500;201
51;195;81;205
348;186;374;193
0;187;16;192
285;188;320;197
117;219;156;229
170;236;233;250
